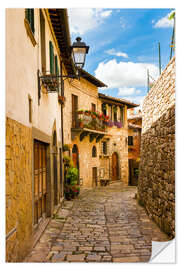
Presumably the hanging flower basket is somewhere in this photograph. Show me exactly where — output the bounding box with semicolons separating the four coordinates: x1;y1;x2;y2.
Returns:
58;95;66;104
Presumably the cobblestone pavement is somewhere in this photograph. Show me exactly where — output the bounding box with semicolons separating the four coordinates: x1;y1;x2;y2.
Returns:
25;182;170;263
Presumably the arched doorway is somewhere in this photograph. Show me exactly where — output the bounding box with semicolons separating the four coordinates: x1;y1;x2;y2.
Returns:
53;130;58;206
72;144;79;184
112;152;119;181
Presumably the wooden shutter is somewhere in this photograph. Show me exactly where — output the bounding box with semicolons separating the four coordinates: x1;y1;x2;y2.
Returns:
49;41;54;74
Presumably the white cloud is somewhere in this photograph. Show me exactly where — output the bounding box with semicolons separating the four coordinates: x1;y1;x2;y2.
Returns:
118;87;135;96
95;59;159;89
68;8;112;35
100;10;112;18
153;11;174;28
106;49;128;58
122;95;145;109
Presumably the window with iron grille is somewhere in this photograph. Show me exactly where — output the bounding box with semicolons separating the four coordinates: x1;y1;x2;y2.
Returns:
128;136;133;146
25;9;35;34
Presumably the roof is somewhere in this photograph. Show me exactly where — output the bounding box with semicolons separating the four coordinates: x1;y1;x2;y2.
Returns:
80;69;107;88
98;93;139;108
128;123;142;129
48;9;76;76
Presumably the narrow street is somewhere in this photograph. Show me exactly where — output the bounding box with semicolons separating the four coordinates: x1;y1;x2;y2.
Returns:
25;182;169;263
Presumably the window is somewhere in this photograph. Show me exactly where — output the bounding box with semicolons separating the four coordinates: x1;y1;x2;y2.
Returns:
28;96;32;123
25;9;35;34
102;103;107;116
40;10;46;73
120;107;124;125
49;41;54;74
92;146;97;157
128;136;133;146
92;103;96;112
102;141;107;155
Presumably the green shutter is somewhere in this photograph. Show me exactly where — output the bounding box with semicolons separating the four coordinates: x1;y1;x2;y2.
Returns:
30;9;35;34
55;55;59;75
25;9;35;34
49;41;54;74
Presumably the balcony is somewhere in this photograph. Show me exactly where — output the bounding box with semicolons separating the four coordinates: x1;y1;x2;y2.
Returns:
71;110;108;142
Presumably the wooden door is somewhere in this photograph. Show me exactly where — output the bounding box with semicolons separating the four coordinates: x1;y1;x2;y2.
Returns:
112;152;118;181
72;94;78;128
92;167;98;187
34;140;47;225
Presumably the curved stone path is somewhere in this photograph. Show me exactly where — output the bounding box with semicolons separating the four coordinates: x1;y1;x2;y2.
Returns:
25;182;169;263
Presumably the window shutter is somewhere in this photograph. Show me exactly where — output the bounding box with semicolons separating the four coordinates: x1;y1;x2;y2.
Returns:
30;9;35;34
25;9;35;34
49;41;54;74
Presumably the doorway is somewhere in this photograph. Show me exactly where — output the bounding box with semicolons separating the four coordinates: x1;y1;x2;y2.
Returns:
33;140;48;225
112;152;119;181
92;167;98;187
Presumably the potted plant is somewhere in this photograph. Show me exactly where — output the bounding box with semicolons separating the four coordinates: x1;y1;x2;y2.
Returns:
64;167;80;200
77;109;84;115
63;155;71;165
78;118;84;128
58;94;66;104
63;144;70;152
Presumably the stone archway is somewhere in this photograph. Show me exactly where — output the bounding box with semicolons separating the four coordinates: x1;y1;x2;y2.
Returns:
112;152;119;181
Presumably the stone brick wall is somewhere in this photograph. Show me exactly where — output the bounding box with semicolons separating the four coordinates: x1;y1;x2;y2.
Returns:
138;57;175;238
6;117;33;261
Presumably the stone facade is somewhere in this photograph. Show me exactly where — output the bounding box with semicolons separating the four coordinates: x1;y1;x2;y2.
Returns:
127;109;142;186
6;117;33;261
138;57;175;238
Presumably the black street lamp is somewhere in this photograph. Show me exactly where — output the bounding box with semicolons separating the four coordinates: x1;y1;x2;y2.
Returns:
38;37;89;100
71;37;89;69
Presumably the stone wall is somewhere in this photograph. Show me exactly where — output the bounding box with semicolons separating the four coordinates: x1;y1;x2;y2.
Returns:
6;117;33;261
138;57;175;238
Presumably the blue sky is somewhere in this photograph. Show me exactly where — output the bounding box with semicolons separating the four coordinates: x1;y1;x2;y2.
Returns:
68;8;175;108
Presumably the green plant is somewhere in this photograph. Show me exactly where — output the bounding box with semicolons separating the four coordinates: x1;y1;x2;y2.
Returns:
66;167;79;185
63;144;70;152
63;155;71;164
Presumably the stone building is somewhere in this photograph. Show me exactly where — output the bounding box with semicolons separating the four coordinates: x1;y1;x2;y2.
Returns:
127;109;142;186
63;78;138;188
98;94;138;185
6;7;140;262
138;56;175;238
6;8;76;262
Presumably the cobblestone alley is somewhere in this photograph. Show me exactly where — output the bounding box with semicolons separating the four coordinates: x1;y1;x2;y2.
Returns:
25;182;169;263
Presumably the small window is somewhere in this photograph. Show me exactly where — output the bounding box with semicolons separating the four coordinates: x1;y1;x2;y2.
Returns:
92;103;96;112
102;141;107;155
28;97;32;123
25;9;35;34
102;103;107;116
128;136;133;146
92;146;97;157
